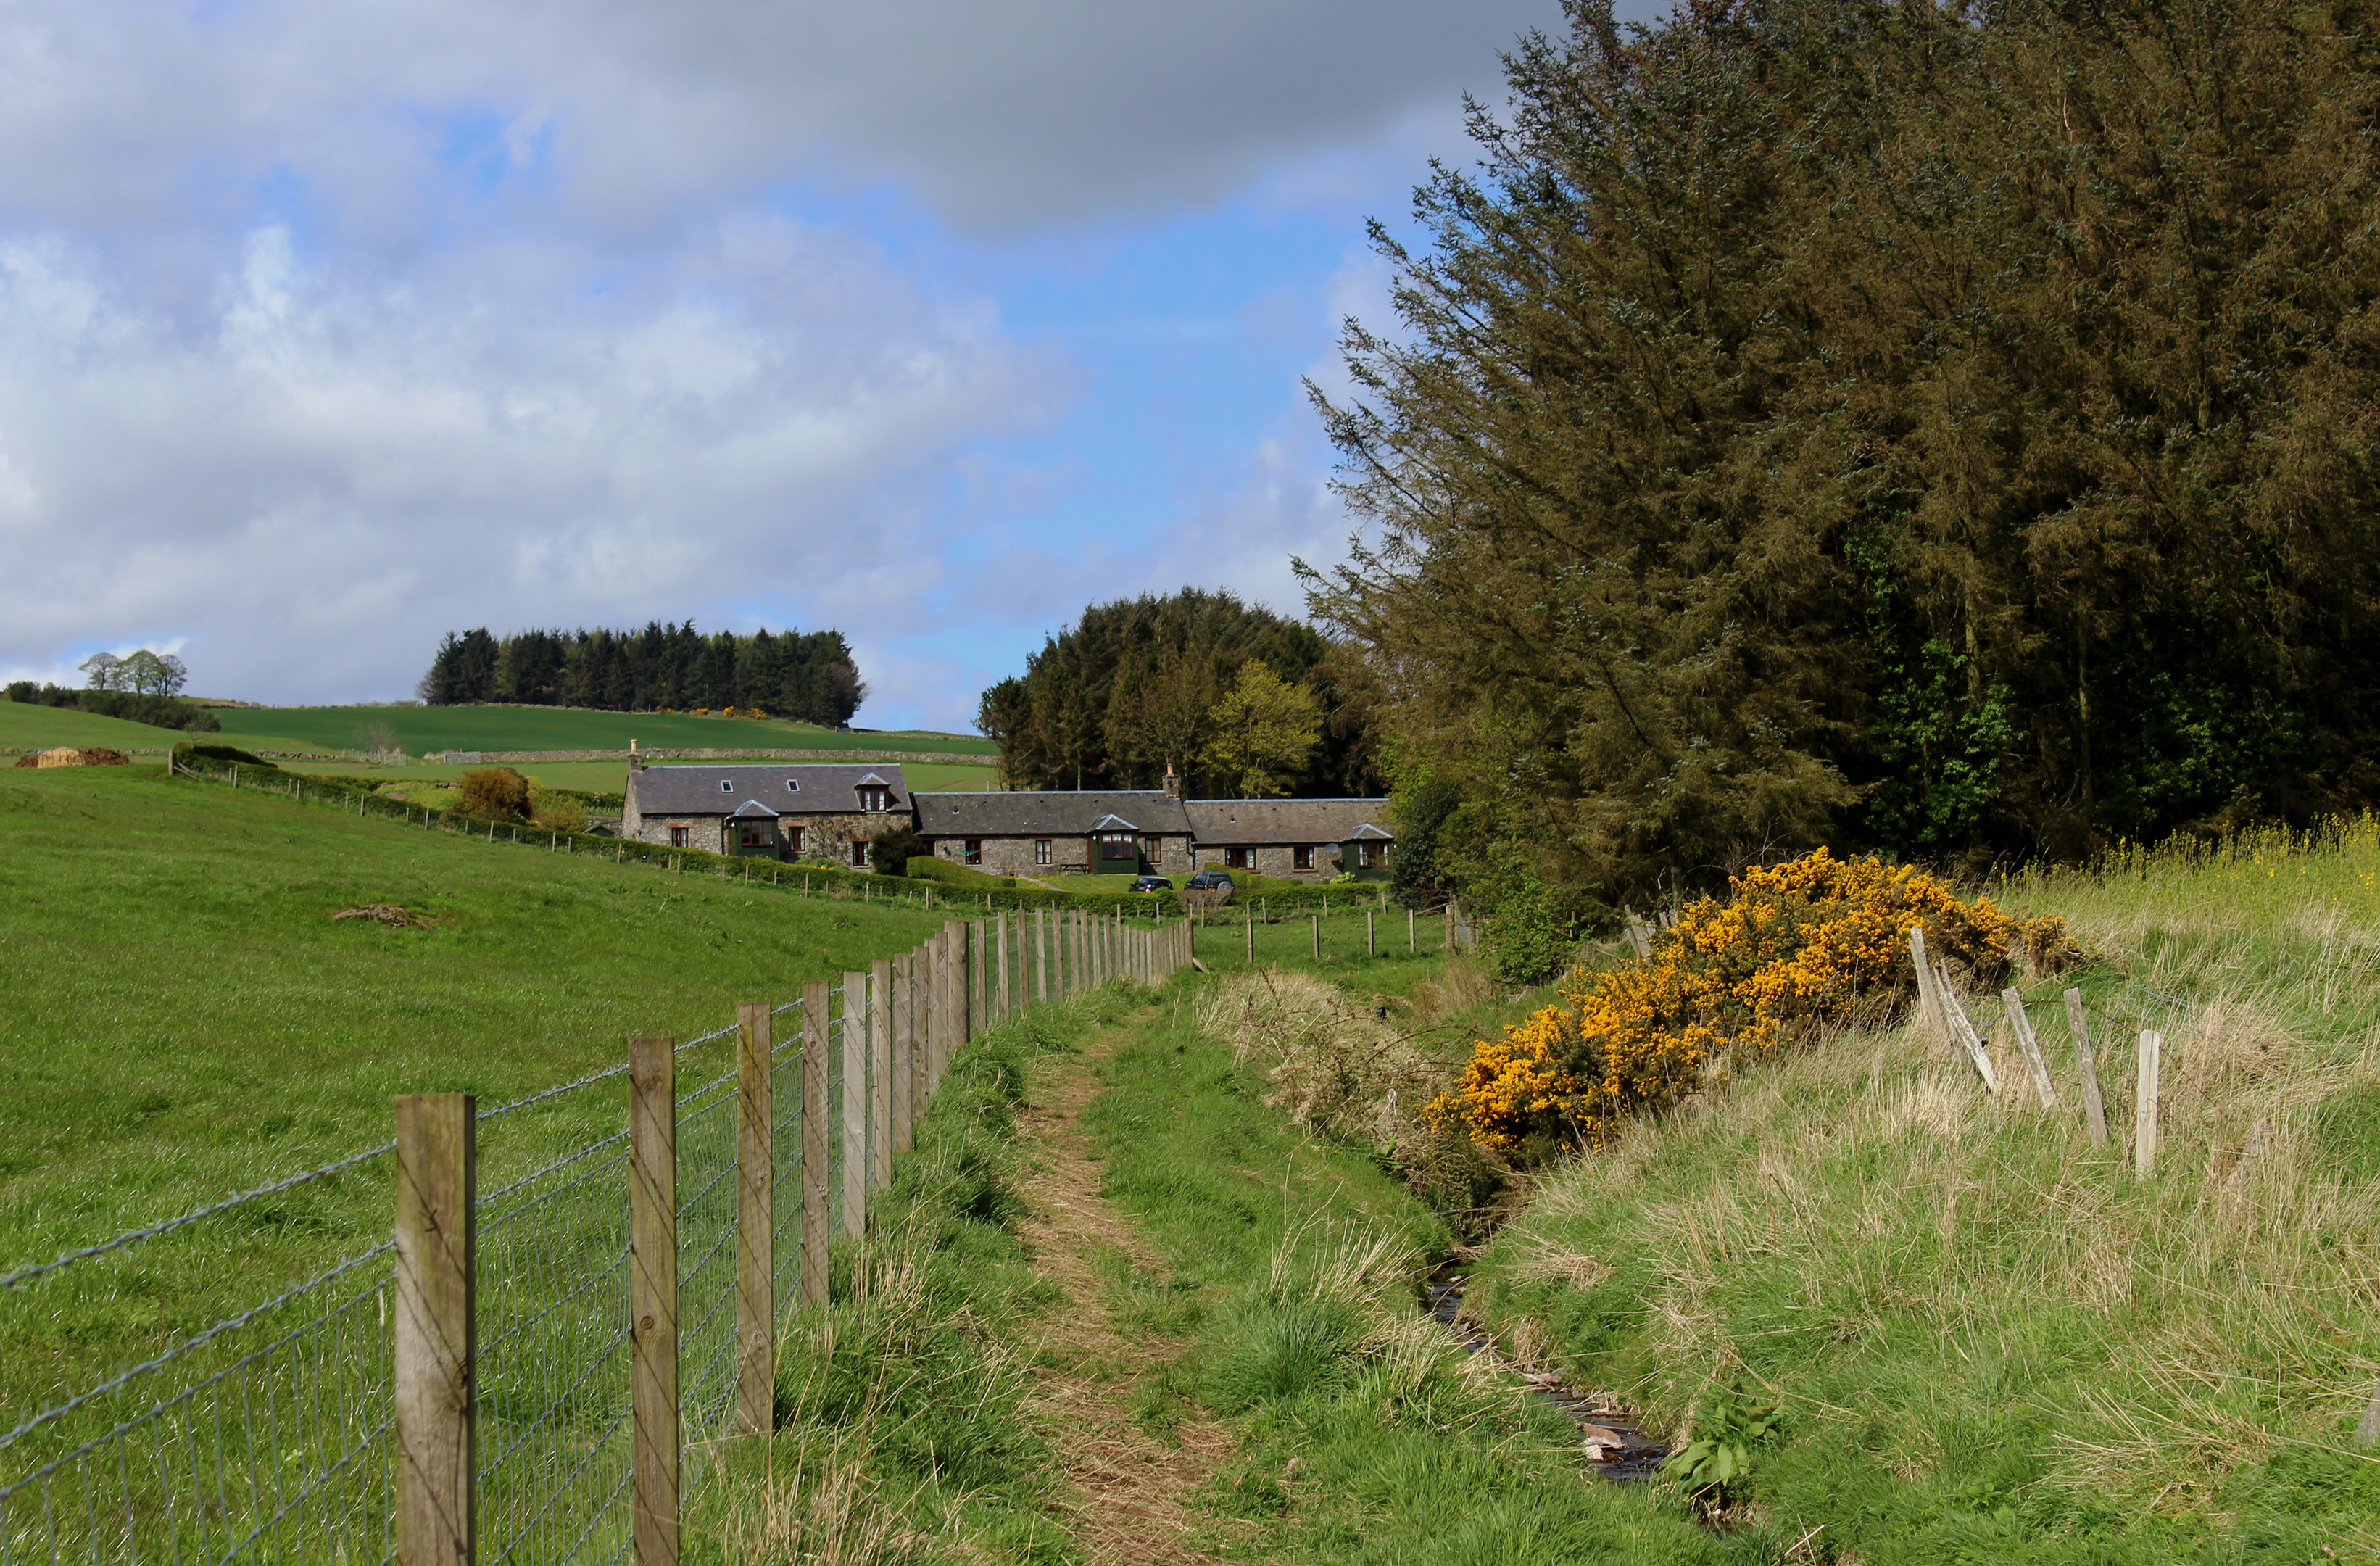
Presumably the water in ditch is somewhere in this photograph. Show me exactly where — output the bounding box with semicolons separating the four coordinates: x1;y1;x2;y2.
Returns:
1426;1261;1670;1483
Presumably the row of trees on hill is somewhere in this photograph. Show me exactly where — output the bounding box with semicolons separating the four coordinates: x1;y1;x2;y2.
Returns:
1307;0;2380;929
418;624;866;724
975;589;1380;798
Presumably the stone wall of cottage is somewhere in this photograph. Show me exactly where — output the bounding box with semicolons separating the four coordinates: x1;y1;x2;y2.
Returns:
1187;842;1390;882
626;808;900;866
926;833;1195;879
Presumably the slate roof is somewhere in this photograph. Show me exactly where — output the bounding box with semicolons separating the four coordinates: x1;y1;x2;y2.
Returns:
631;763;908;816
1182;798;1394;846
912;790;1194;838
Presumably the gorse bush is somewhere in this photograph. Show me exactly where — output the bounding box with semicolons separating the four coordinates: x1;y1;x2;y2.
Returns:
1432;849;2084;1151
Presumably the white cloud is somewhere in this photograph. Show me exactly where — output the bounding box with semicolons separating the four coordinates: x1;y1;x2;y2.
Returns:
0;215;1056;703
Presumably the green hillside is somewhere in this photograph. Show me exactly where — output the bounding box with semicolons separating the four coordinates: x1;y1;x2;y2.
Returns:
0;700;192;753
212;703;996;756
272;755;1001;794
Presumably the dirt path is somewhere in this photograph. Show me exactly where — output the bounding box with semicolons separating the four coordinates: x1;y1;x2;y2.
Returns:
1014;1021;1232;1565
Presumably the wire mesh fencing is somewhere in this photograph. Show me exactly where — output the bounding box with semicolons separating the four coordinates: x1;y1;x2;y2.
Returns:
0;910;1194;1565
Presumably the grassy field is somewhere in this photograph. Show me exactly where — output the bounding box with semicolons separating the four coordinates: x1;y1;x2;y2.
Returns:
1459;828;2380;1562
273;755;1000;795
210;703;996;756
0;700;191;752
0;761;950;1432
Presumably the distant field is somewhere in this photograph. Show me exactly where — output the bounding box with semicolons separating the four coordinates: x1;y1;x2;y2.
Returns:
274;755;1002;794
212;703;996;757
0;700;189;752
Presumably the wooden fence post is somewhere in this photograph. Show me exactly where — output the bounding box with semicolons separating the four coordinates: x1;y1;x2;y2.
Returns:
971;920;987;1032
871;960;893;1189
1367;910;1375;957
892;953;916;1153
1036;908;1050;1003
2001;989;2057;1109
1245;906;1254;965
2134;1030;2163;1177
629;1036;678;1566
1908;927;1947;1051
2065;990;2109;1148
952;919;974;1053
1936;972;1999;1092
734;1005;773;1438
394;1093;475;1566
1311;914;1321;962
800;983;829;1309
842;973;867;1238
997;912;1011;1023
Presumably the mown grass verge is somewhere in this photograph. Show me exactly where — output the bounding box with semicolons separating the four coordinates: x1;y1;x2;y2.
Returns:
1082;989;1727;1565
1466;827;2380;1562
695;990;1148;1565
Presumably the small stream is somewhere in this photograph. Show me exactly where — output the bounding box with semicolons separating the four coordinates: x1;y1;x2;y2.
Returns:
1426;1262;1669;1483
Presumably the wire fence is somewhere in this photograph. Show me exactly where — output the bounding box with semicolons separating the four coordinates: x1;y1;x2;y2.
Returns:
0;907;1190;1564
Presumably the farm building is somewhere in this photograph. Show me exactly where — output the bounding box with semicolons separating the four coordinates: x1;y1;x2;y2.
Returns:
621;761;908;866
911;787;1196;877
1182;798;1395;881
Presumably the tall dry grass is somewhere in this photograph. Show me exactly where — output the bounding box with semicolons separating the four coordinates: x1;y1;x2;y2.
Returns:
1467;823;2380;1557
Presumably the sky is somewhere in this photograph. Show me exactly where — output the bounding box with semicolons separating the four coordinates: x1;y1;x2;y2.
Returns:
0;0;1600;732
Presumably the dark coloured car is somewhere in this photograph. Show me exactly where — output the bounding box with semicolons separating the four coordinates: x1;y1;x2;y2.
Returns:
1184;870;1235;892
1130;875;1173;893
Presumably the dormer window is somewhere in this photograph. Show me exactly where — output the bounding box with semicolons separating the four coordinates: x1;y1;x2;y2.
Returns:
858;786;890;811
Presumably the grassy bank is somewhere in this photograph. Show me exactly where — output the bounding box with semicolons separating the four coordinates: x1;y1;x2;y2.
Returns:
699;991;1141;1565
1082;983;1725;1564
1464;827;2380;1562
210;703;996;758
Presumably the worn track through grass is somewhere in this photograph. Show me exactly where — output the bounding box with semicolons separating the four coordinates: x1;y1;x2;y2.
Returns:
1014;1016;1231;1565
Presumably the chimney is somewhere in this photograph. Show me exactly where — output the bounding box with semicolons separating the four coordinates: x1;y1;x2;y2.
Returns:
1163;763;1182;801
629;737;643;772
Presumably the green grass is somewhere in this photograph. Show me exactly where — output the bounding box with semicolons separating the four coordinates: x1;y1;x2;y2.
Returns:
0;700;194;752
699;992;1143;1565
1184;901;1461;982
0;761;950;1428
210;703;997;757
1461;824;2380;1562
1080;988;1725;1565
271;756;1001;793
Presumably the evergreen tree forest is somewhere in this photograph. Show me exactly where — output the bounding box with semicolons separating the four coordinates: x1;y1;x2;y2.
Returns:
418;624;865;726
1309;0;2380;913
974;589;1380;796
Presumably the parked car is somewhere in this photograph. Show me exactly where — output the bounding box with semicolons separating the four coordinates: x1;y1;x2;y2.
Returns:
1184;870;1235;892
1130;874;1173;893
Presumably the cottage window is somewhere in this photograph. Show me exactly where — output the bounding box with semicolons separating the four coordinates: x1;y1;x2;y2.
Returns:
1293;845;1314;870
1034;838;1052;865
1226;845;1254;870
738;823;771;850
670;826;691;848
963;837;983;866
1358;841;1385;869
850;839;870;867
787;824;804;856
859;786;890;811
1144;837;1162;863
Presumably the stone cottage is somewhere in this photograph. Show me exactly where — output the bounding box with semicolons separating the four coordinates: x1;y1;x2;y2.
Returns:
1182;798;1396;881
911;784;1197;878
621;761;910;868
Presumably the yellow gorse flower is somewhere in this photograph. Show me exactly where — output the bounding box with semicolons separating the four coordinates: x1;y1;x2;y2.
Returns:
1428;848;2083;1150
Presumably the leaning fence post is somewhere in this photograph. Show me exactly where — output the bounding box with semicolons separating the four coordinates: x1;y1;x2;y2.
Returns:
734;1004;773;1438
841;972;867;1239
629;1036;679;1566
800;983;829;1308
2002;989;2057;1109
1936;969;1999;1092
1908;927;1947;1051
394;1092;476;1566
2134;1030;2163;1177
2065;989;2109;1148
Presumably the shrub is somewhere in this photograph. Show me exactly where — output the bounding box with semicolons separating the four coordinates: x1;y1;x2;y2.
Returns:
527;784;586;834
455;766;531;821
871;822;928;874
7;684;217;731
1430;848;2086;1151
175;742;270;767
